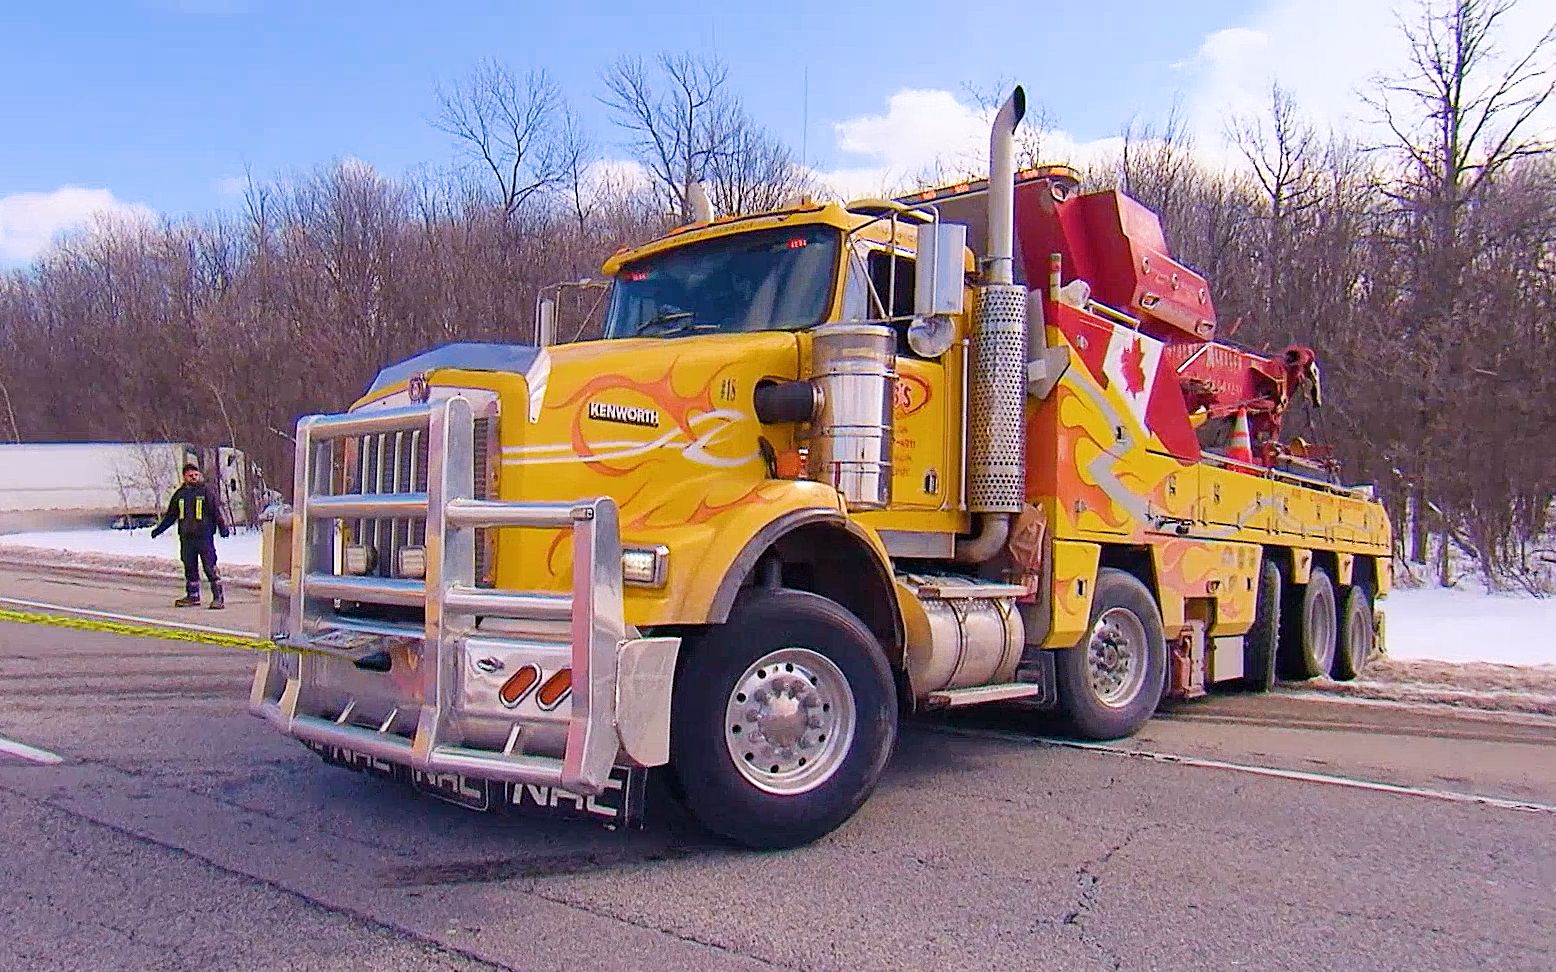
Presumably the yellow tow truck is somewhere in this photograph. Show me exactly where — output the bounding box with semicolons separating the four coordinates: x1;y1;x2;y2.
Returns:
253;86;1390;848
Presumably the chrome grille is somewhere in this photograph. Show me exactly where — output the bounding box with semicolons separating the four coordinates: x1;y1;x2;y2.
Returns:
342;428;427;578
472;415;495;587
336;412;495;581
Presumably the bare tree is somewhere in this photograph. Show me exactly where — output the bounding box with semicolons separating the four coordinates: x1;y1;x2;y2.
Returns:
1118;103;1199;225
601;53;729;220
434;60;569;221
600;52;808;219
1364;0;1556;563
704;116;815;215
1368;0;1555;214
558;107;598;243
1229;83;1323;325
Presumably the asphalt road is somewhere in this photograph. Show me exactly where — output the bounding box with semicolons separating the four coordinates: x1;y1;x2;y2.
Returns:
1;568;1553;971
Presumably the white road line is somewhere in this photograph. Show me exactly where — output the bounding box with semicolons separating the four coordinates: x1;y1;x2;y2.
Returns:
930;726;1556;815
0;595;256;640
0;735;64;765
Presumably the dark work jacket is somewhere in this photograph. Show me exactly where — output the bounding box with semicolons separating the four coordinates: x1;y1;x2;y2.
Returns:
152;483;228;539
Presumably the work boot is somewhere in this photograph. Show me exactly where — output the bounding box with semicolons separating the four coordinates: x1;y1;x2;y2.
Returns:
174;595;200;608
208;594;225;610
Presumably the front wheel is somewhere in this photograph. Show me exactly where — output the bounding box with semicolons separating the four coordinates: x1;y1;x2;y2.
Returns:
1054;568;1167;740
668;589;898;850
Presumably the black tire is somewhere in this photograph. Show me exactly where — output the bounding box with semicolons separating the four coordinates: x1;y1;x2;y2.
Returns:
668;588;898;850
1282;565;1337;679
1331;584;1376;681
1242;556;1282;692
1054;568;1167;740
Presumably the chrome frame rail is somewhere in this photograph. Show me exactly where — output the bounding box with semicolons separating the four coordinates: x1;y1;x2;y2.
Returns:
252;395;678;797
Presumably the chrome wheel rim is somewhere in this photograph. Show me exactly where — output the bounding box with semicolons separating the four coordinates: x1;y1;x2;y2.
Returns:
724;648;856;795
1088;608;1149;708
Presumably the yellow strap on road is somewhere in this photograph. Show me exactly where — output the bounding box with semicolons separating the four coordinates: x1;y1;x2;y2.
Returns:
0;605;282;654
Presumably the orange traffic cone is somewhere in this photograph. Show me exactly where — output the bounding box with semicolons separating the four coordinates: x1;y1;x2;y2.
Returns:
1227;409;1254;464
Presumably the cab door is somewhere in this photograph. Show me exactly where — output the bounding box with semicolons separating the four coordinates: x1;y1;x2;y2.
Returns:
841;244;952;511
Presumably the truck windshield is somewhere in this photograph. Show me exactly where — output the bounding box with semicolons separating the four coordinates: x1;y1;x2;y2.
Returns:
604;224;840;338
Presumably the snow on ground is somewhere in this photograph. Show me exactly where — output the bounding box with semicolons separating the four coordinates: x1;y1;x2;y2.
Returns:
0;527;1552;669
1382;586;1554;667
0;527;262;566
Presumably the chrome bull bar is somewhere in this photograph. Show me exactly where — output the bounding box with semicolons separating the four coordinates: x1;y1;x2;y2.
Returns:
250;394;680;797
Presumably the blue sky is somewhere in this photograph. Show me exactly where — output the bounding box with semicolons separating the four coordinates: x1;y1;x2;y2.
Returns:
3;0;1549;264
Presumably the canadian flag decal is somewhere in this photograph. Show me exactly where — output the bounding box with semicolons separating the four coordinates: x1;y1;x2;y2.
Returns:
1101;324;1164;430
1120;336;1149;395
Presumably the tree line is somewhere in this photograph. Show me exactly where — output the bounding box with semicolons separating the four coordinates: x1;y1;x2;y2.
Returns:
1;0;1551;591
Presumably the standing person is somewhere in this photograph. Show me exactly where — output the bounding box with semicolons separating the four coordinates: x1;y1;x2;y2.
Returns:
150;463;230;609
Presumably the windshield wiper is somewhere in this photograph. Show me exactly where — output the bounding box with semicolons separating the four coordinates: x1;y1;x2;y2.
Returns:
658;321;721;338
632;311;693;336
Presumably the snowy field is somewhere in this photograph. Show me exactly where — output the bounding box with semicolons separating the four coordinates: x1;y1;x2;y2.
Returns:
0;527;1552;669
1383;586;1554;667
0;527;263;566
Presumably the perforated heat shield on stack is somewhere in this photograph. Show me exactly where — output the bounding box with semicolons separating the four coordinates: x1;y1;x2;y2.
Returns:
967;284;1028;513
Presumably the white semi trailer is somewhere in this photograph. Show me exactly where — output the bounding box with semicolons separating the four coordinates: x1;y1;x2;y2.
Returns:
0;442;255;533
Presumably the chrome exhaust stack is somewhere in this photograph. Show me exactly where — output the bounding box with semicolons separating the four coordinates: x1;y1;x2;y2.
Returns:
957;86;1028;564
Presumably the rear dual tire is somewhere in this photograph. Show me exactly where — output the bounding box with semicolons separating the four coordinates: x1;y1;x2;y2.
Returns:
1282;565;1337;680
1331;584;1376;680
1279;562;1375;681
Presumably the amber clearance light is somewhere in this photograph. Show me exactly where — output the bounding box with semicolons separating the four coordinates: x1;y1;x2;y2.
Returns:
621;546;669;587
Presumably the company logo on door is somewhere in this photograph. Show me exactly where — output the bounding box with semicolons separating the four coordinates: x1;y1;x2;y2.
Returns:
587;400;660;427
893;374;932;416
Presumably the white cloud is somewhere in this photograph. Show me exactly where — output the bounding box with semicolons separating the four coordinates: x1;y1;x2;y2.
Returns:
339;155;378;178
0;187;157;265
581;158;653;197
809;0;1556;203
831;89;992;186
813;88;1128;199
1179;0;1556;151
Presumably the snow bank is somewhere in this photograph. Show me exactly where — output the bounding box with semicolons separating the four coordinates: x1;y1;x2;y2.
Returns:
0;526;263;566
1383;586;1555;667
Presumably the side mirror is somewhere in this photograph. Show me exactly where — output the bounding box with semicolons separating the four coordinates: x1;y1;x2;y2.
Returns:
536;297;557;347
914;221;967;318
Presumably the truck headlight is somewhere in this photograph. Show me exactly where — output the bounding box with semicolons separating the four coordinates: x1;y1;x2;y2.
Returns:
621;546;668;587
343;544;375;575
397;545;427;579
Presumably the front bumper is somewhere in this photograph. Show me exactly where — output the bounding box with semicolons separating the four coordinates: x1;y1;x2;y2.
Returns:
250;394;680;797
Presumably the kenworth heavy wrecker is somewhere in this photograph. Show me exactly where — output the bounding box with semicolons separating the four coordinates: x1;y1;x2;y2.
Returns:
252;87;1390;849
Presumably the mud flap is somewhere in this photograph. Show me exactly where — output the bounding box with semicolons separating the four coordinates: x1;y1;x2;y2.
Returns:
1013;648;1059;709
